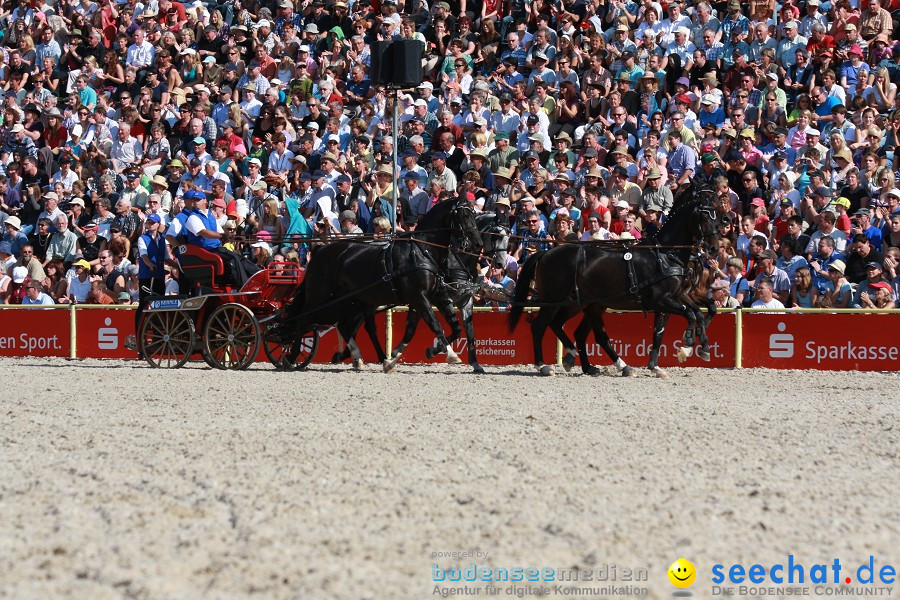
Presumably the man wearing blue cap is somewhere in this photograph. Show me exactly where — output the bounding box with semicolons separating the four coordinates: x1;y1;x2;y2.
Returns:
428;150;457;193
165;189;200;246
401;171;430;224
134;213;170;335
400;149;427;185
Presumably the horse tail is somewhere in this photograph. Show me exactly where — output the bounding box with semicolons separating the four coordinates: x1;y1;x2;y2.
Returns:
508;251;544;332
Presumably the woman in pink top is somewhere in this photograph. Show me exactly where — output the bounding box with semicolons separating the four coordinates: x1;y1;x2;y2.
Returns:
786;110;813;149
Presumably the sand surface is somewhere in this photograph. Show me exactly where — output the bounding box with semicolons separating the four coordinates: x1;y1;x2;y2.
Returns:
1;358;898;600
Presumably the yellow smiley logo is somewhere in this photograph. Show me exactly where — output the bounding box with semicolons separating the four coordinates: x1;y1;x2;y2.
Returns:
668;558;696;588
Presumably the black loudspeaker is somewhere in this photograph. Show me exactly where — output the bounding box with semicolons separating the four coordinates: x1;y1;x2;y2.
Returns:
370;41;393;85
389;39;423;87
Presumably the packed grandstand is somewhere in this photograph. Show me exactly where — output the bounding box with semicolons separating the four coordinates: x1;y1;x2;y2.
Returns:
0;0;898;311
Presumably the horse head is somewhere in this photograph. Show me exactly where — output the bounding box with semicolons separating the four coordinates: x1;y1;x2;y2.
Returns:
450;198;483;254
476;212;510;269
659;181;721;255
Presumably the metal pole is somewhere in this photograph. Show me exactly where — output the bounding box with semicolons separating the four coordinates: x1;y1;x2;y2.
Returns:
385;308;393;356
69;303;77;360
391;86;399;233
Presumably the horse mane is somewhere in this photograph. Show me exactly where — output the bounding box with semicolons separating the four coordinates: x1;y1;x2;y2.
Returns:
413;198;458;232
639;179;715;247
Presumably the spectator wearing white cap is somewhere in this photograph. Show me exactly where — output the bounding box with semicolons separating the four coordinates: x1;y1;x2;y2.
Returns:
416;81;440;114
776;21;808;69
37;192;65;230
666;27;696;66
799;0;829;39
659;1;692;45
3;123;37;161
3;217;29;257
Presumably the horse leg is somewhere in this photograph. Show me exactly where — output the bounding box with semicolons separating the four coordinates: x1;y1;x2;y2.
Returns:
547;306;580;373
363;310;387;364
457;298;484;374
531;307;556;376
694;303;712;362
676;305;698;363
410;294;461;366
336;316;366;370
426;299;461;358
383;310;420;373
648;312;671;378
572;314;600;376
586;305;635;377
331;312;362;364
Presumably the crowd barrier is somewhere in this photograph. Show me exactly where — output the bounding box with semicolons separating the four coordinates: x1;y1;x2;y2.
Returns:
0;305;897;371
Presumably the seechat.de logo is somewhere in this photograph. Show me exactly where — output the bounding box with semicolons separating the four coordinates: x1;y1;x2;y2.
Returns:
768;322;794;358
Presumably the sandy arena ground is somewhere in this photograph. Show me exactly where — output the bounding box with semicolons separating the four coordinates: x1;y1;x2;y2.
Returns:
0;357;898;600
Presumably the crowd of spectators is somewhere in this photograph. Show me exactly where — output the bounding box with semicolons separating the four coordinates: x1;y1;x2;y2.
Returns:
0;0;899;310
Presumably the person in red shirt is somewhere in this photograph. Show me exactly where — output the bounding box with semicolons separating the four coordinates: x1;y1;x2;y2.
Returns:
772;199;797;240
156;0;186;27
609;200;631;237
580;186;610;232
807;24;835;55
253;46;278;79
832;197;853;234
44;108;68;156
749;197;771;235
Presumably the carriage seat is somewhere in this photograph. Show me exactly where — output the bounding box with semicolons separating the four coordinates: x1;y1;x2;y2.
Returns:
177;244;226;291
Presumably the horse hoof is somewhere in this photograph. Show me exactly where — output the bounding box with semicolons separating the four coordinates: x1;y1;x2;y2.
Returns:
562;354;576;372
383;360;397;374
583;366;601;377
539;365;554;377
698;349;711;362
677;346;693;363
654;368;669;379
622;366;636;377
425;347;438;359
447;354;462;365
472;364;485;375
353;358;364;371
331;352;344;364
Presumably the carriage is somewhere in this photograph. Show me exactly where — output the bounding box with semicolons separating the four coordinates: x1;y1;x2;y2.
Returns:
136;244;318;370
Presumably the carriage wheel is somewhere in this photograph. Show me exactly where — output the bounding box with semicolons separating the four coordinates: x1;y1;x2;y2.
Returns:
264;330;319;371
203;303;261;370
139;311;196;369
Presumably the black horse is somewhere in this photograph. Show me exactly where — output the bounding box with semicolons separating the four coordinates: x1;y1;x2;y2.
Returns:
386;212;511;374
284;198;483;370
508;186;722;377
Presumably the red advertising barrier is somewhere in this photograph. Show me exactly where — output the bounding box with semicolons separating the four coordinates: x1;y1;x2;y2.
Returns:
2;307;899;372
309;313;388;364
742;313;900;371
75;309;138;359
558;310;737;369
388;310;556;366
0;308;70;357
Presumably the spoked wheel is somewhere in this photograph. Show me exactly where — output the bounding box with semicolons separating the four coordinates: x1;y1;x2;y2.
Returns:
139;311;196;368
203;303;261;370
264;329;319;371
